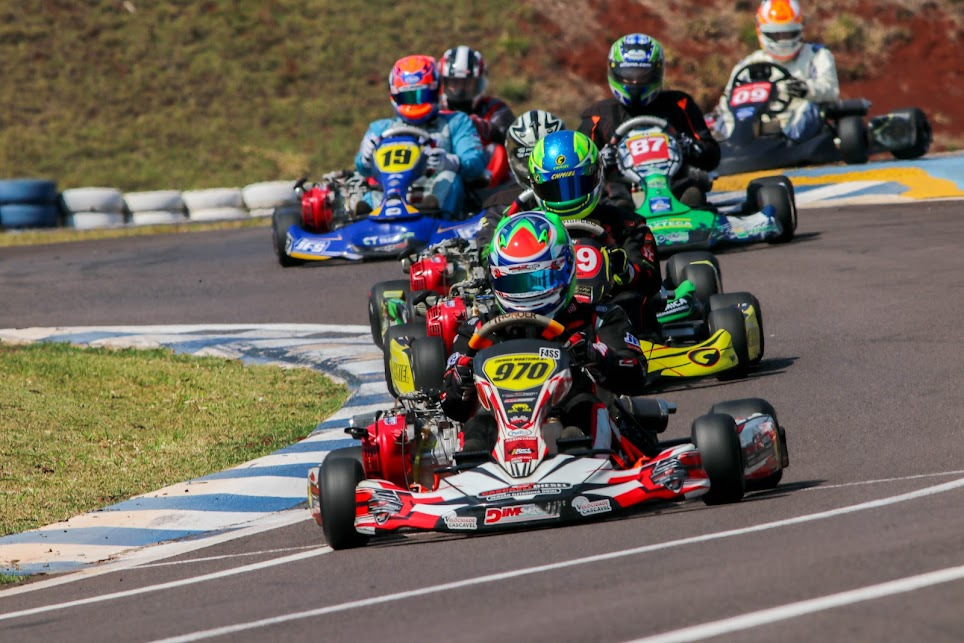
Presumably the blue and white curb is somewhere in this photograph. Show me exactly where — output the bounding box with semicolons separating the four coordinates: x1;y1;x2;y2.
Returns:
0;324;394;576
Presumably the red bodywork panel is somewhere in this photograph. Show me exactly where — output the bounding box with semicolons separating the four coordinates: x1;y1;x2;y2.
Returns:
361;413;411;489
425;296;468;353
300;185;334;233
409;254;450;296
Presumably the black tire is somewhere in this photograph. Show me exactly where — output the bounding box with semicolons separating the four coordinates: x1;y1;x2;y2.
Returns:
709;292;764;365
383;322;427;398
838;115;869;164
692;413;745;505
681;263;721;303
272;209;304;267
325;446;363;468
747;174;796;206
707;306;750;379
664;251;722;290
754;184;795;244
890;108;931;160
710;398;785;490
320;457;368;550
411;336;447;396
368;279;411;349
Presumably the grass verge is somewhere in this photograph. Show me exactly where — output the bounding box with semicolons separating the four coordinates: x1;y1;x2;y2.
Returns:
0;342;348;537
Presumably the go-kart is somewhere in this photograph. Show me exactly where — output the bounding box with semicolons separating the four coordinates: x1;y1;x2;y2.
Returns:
714;61;932;175
307;313;789;549
608;116;796;254
272;125;483;266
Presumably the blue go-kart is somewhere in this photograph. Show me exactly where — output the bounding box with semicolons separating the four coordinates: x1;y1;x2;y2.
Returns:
273;125;483;266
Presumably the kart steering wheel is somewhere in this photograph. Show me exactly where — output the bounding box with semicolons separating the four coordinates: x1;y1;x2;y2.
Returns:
563;219;606;238
729;62;794;116
378;125;436;147
467;313;566;354
607;115;684;183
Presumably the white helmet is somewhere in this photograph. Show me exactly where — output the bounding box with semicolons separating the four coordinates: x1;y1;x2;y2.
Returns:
439;45;487;111
505;110;566;187
756;0;804;61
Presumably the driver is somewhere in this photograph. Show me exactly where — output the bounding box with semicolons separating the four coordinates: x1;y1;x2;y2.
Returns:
439;46;515;150
578;33;720;208
354;55;487;219
439;211;649;454
714;0;840;141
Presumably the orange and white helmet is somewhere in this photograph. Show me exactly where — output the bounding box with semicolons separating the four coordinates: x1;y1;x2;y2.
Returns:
388;55;440;125
756;0;804;61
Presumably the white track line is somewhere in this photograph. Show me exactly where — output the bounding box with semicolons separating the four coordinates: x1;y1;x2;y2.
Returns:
135;546;317;569
5;476;955;635
629;564;964;643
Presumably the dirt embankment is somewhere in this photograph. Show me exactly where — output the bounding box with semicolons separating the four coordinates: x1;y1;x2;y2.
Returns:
532;0;963;149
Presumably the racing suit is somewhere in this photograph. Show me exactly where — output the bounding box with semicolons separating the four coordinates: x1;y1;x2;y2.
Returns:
354;111;487;218
716;44;840;141
578;91;721;208
440;300;649;452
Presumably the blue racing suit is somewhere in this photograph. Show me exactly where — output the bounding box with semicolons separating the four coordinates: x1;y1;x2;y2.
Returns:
354;111;487;218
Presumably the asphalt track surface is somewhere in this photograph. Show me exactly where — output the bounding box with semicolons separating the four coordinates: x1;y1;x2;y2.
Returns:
1;200;963;641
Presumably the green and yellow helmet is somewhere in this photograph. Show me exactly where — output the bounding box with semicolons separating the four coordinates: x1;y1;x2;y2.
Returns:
528;130;603;221
608;34;665;108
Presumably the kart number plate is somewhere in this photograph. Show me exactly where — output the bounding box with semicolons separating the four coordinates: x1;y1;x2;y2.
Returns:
574;243;603;279
624;133;670;165
482;354;554;392
375;142;421;173
730;82;771;107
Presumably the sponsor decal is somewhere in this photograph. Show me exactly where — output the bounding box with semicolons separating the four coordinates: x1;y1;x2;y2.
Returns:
550;171;576;179
362;231;415;246
624;332;641;350
648;196;672;212
688;347;721;366
479;482;571;501
736;107;755;120
656;232;690;244
509;402;532;413
368;489;404;524
292;238;332;254
446;353;460;368
539;347;561;359
618;358;638;367
647;176;667;189
382;415;398;425
443;514;478;531
651;456;687;492
572;495;612;517
484;503;561;525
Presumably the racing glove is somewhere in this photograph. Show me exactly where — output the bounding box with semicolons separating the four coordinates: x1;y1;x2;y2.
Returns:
599;144;618;169
609;247;636;287
677;133;705;164
565;332;610;376
786;78;809;99
425;148;462;176
469;114;494;143
443;353;475;402
359;133;379;170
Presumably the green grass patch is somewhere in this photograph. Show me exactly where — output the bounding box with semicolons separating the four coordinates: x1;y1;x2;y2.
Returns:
0;216;270;248
0;572;25;585
0;342;348;537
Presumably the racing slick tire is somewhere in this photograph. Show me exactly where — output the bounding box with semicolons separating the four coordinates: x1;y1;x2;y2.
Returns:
710;398;786;490
411;336;447;397
664;251;722;291
707;305;750;380
383;322;427;399
681;263;721;303
754;184;795;244
320;457;368;550
890;108;932;160
709;292;764;365
692;413;745;505
837;115;869;165
368;279;412;349
272;208;304;267
325;446;363;467
747;176;797;233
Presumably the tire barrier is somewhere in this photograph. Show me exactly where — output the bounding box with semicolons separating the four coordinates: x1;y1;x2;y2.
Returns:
61;187;127;229
241;180;298;217
0;179;60;229
129;210;188;226
66;212;126;229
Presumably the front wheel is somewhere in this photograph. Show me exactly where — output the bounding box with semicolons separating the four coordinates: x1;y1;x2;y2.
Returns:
707;306;750;379
692;413;745;505
368;279;411;349
755;184;795;244
837;115;869;164
890;108;931;160
709;292;764;364
664;251;723;291
320;457;368;550
272;209;305;267
710;398;787;490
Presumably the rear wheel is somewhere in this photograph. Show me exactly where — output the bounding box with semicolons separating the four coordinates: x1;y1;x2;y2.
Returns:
368;279;412;349
664;251;722;290
709;292;764;364
325;446;363;468
411;336;447;397
681;263;721;303
710;398;786;490
838;115;869;164
692;413;745;505
320;457;368;550
272;209;304;267
707;306;750;379
383;322;428;398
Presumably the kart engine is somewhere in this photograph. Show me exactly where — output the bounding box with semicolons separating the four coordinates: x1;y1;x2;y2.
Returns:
300;184;335;233
425;296;467;352
409;254;452;296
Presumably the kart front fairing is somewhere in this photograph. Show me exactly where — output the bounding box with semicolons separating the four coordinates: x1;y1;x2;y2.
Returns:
352;444;711;536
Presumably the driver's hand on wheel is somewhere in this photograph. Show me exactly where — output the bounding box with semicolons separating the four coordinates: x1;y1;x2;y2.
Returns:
444;353;475;402
425;148;462;176
359;133;379;169
599;144;618;169
678;133;705;163
565;332;608;373
786;78;809;99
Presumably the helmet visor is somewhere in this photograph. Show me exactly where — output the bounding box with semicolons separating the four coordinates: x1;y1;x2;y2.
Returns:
532;173;598;203
766;29;802;41
491;267;566;300
393;87;438;106
613;63;659;87
442;77;477;102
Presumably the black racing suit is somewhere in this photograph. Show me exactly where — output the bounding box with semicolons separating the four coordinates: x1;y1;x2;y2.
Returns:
578;91;721;208
440;300;648;452
465;96;515;146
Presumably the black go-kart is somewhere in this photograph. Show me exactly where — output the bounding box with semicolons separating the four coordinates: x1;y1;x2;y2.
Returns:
714;61;932;176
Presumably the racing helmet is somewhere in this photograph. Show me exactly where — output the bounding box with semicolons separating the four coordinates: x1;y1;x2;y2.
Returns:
439;45;487;112
389;55;440;125
488;211;576;317
756;0;804;61
528;130;602;221
608;33;665;109
505;110;566;187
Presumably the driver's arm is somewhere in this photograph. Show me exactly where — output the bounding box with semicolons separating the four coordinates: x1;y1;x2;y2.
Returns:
448;112;487;181
674;97;721;171
589;305;648;395
354;120;389;177
804;46;840;104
